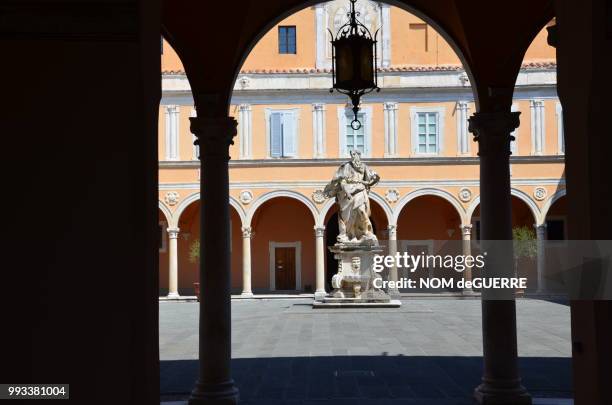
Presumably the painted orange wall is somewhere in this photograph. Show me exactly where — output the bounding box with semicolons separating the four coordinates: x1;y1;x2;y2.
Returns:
241;8;316;71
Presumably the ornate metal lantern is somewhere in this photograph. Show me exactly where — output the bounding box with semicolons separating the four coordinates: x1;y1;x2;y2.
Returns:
329;0;380;130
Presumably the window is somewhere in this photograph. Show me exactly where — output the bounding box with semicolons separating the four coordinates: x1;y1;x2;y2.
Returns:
278;26;296;54
416;112;439;154
269;111;297;158
346;112;366;154
339;106;371;157
546;219;566;240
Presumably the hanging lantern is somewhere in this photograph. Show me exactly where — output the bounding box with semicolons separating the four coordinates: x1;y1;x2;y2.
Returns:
329;0;380;130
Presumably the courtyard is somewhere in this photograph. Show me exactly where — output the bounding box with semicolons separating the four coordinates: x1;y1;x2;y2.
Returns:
160;298;572;404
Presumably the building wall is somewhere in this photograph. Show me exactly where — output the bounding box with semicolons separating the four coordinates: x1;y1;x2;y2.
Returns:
158;1;564;295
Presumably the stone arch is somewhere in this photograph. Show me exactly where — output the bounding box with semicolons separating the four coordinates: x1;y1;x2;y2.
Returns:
393;188;467;226
172;192;246;228
246;190;318;227
158;200;173;226
466;188;542;225
541;188;567;222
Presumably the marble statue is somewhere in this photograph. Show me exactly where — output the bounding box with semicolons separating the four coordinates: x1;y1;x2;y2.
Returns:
313;150;400;308
323;150;380;244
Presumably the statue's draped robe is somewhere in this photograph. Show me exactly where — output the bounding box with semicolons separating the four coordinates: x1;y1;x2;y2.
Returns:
324;162;378;241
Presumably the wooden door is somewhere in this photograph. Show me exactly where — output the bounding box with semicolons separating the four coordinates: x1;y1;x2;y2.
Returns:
274;247;296;290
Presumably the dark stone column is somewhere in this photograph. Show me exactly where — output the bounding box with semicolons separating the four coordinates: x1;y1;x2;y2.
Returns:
188;116;239;405
552;1;612;402
469;111;532;405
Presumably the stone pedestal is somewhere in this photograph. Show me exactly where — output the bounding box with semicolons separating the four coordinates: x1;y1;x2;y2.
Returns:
313;243;401;308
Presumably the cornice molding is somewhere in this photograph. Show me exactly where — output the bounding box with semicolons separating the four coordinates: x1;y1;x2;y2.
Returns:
158;177;566;191
158;155;565;169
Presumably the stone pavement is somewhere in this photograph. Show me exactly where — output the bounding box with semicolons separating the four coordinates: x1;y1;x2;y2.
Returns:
160;298;572;404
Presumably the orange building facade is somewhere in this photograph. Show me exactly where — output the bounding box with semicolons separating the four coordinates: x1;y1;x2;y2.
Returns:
158;1;565;297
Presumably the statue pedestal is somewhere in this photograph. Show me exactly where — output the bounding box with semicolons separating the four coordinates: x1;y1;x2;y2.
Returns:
313;242;401;308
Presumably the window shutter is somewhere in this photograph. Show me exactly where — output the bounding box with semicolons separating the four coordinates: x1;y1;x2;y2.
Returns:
270;112;282;157
282;112;297;157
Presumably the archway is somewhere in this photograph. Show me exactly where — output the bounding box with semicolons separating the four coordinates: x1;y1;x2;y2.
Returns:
249;195;317;292
395;193;464;291
469;194;540;290
158;197;243;296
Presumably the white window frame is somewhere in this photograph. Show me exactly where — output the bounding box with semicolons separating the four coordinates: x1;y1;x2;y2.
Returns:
338;105;373;158
556;101;564;155
410;106;445;156
264;108;300;158
269;241;302;291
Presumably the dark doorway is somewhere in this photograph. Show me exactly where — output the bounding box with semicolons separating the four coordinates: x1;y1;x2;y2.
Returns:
274;246;296;290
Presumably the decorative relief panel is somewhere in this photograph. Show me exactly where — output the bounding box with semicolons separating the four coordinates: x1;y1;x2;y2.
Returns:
385;189;400;203
239;190;253;205
164;191;180;206
458;188;472;202
312;189;327;204
533;187;547;201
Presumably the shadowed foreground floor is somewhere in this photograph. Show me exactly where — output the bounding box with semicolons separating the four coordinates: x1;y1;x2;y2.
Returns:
160;299;572;404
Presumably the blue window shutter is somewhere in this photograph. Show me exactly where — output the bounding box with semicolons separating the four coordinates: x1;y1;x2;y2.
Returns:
282;112;297;157
270;112;282;157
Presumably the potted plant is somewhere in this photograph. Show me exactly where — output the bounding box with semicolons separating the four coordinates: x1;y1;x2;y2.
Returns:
189;239;201;301
512;226;537;295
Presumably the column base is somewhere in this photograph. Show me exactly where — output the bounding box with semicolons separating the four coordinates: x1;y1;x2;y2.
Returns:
314;290;327;301
462;288;478;296
240;291;254;298
474;383;532;405
188;380;239;405
167;292;181;300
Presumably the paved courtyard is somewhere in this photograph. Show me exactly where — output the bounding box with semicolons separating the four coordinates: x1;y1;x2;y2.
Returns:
160;298;572;404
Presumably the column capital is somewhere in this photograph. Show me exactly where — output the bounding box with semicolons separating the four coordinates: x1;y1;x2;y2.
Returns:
314;226;325;237
387;224;397;237
189;116;237;160
461;224;472;236
241;226;254;239
469;111;520;157
457;100;469;109
383;101;398;110
312;103;325;111
167;227;180;239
